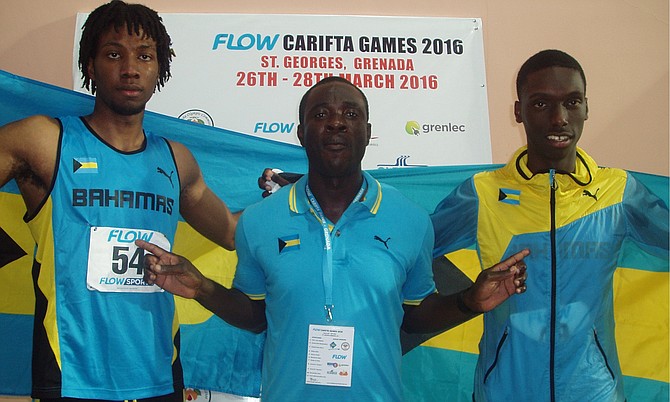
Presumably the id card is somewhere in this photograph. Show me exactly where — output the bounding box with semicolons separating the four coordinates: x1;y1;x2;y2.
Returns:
306;324;354;387
86;226;170;293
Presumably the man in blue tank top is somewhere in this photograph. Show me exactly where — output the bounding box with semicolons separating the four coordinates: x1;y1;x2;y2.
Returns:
136;77;530;402
0;1;239;400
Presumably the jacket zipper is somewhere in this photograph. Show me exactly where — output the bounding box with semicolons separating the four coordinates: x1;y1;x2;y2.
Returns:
483;328;509;384
549;169;557;402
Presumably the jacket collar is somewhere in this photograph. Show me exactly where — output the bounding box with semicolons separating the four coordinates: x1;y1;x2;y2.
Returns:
511;146;596;187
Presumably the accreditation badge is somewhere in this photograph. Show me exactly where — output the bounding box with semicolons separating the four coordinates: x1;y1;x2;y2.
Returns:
306;324;354;387
86;226;171;293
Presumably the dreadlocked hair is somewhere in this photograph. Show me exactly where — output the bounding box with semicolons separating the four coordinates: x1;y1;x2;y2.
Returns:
78;0;173;93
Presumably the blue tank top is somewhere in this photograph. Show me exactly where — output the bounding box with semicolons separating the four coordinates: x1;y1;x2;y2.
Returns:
27;116;182;399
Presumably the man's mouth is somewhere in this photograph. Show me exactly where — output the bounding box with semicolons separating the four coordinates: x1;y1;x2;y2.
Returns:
324;142;347;151
547;134;570;142
118;86;142;97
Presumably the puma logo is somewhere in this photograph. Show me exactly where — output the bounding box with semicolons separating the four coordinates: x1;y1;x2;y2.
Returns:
157;167;175;188
582;188;599;201
374;235;391;249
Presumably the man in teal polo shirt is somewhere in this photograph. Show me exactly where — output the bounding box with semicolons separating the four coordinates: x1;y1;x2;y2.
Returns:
137;77;529;401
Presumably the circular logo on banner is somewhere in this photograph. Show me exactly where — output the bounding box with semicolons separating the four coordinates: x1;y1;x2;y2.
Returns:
178;109;214;126
404;120;421;135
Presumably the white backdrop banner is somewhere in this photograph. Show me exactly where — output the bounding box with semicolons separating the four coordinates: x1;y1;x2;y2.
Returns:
73;14;492;169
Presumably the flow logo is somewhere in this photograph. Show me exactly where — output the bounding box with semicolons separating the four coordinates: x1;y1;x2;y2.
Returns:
254;122;295;134
212;33;280;51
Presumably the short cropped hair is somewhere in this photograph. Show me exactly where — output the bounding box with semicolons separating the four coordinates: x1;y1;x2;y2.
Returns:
298;76;370;125
78;0;173;93
516;49;586;98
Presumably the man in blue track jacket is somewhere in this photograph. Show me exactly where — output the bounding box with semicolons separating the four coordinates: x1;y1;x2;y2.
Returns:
431;49;669;402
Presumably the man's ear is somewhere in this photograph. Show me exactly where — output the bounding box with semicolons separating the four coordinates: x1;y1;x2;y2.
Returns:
87;58;96;82
514;100;522;123
584;98;589;121
297;124;305;147
366;123;372;145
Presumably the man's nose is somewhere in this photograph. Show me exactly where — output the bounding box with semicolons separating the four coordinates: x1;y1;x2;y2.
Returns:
121;57;141;78
326;114;347;131
550;104;568;126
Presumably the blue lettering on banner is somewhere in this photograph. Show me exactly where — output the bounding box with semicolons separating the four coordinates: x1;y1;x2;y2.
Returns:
107;229;154;243
254;122;295;134
332;354;347;359
212;33;280;51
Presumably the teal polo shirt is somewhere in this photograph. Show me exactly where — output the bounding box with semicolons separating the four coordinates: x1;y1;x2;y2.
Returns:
233;171;435;402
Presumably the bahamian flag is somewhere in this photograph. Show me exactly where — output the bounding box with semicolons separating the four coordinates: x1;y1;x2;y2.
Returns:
0;70;668;401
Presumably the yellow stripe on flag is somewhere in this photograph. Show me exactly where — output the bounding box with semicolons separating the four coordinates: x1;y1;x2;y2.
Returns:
614;267;669;382
172;221;239;326
0;192;35;315
422;249;482;354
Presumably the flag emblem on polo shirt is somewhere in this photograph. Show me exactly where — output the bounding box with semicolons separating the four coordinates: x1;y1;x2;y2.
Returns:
498;188;521;205
278;234;300;253
73;157;98;174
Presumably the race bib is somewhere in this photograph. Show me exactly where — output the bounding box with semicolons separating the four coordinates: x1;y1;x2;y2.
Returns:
86;226;171;293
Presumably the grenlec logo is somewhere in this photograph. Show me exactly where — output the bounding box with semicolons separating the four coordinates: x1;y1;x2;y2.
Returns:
405;120;466;135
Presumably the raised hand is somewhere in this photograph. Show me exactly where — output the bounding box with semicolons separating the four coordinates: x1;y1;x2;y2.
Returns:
464;249;529;313
136;239;206;299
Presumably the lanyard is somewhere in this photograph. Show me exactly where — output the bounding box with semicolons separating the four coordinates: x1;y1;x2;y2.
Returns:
306;179;367;322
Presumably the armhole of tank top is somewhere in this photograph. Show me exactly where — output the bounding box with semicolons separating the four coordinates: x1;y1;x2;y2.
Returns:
162;137;182;193
23;117;64;223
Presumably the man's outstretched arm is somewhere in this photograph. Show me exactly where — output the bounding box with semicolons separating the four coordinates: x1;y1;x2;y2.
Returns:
136;239;266;333
402;249;529;334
